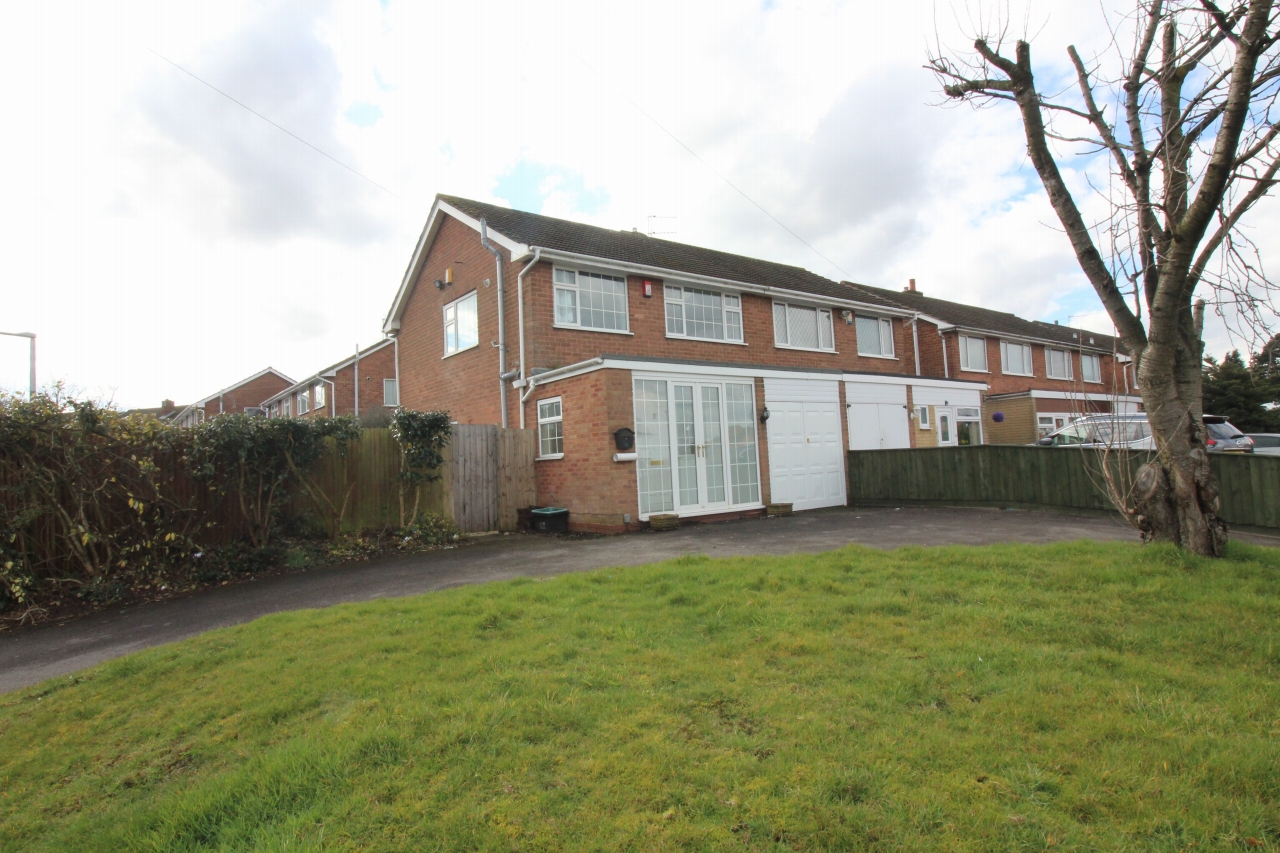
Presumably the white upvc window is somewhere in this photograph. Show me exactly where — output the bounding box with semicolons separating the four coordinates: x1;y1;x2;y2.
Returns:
314;382;326;407
553;268;629;332
664;285;743;343
1081;354;1102;383
916;406;931;429
1000;341;1034;376
959;335;988;372
383;379;399;407
855;315;895;357
297;389;310;415
1046;348;1074;380
537;397;564;458
773;302;835;352
443;291;479;356
956;406;983;446
283;397;292;417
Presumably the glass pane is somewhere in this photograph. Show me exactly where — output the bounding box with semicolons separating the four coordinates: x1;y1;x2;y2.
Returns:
701;386;725;503
539;421;563;456
555;287;577;325
856;316;881;355
664;285;681;298
966;337;986;371
880;319;894;355
787;305;819;349
725;307;742;342
578;272;628;330
674;385;698;507
554;268;575;285
724;384;759;505
685;288;724;340
457;293;479;350
539;399;561;420
773;302;788;344
819;310;834;350
939;414;951;443
665;301;684;336
633;380;673;515
957;421;978;446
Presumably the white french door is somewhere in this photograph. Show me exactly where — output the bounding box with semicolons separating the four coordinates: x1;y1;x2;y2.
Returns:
634;377;761;517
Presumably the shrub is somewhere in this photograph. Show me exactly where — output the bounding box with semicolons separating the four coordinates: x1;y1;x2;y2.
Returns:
389;409;451;527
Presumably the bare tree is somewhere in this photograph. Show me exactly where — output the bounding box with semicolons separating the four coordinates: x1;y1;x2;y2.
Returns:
930;0;1280;555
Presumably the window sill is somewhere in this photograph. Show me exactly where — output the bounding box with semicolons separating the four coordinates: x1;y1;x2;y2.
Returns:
774;344;838;354
959;368;990;374
855;352;899;360
442;343;480;359
665;334;748;346
536;454;565;461
553;324;634;336
1046;375;1073;382
1002;371;1035;377
1083;380;1104;385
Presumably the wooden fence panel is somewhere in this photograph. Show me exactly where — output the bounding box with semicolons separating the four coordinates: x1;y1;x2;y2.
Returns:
847;446;1280;530
497;429;537;532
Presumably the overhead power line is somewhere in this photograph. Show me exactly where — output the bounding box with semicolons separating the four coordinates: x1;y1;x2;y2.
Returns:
572;52;848;279
148;48;400;200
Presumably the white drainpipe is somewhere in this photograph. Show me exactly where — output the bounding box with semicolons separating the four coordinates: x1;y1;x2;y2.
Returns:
515;248;542;428
911;314;921;376
479;219;509;428
939;329;949;379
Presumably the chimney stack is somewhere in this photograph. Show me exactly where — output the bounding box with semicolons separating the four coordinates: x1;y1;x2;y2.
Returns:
904;278;918;293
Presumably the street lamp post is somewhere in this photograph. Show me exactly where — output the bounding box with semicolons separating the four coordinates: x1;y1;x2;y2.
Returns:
0;331;36;398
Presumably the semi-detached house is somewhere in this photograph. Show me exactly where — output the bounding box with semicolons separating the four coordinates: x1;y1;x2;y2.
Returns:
383;195;986;533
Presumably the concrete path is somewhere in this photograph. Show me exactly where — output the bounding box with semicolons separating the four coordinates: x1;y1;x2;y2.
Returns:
0;506;1270;694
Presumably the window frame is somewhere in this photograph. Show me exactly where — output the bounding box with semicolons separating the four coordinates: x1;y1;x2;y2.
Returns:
442;290;479;358
536;396;564;460
1081;353;1103;384
297;389;310;415
283;397;292;417
772;300;837;353
855;315;896;359
1045;348;1074;380
314;382;326;408
999;340;1034;376
552;266;632;335
383;378;399;408
916;405;931;429
958;335;989;373
663;284;746;345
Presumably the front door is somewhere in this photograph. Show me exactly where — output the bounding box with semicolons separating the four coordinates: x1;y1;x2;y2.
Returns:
937;407;955;446
673;383;729;511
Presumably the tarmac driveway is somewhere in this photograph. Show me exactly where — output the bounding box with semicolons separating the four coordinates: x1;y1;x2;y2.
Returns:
0;505;1269;694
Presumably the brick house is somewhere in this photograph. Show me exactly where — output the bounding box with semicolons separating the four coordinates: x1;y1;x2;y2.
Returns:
170;368;294;428
842;281;1142;445
261;339;399;421
382;195;985;532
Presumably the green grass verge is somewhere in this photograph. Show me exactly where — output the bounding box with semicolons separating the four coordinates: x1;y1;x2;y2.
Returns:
1;541;1278;851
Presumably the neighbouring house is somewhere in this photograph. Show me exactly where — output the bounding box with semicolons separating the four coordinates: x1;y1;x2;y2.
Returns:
260;339;399;421
381;195;986;533
842;280;1143;445
124;399;182;422
170;368;294;428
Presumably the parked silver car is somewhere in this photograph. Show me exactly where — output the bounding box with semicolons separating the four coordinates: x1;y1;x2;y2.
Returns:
1034;413;1254;453
1246;434;1280;456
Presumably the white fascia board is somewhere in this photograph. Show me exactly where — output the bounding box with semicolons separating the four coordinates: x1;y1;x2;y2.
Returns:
843;372;988;391
382;199;529;334
526;248;912;317
1028;390;1144;403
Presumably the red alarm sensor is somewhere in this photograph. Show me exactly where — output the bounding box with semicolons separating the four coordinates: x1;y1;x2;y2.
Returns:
643;280;653;297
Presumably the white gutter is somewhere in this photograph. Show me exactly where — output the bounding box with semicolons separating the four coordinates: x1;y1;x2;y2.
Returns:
480;219;510;428
522;247;912;318
518;357;606;406
514;249;542;429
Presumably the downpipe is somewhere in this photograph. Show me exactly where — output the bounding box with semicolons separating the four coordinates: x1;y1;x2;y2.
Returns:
514;248;542;428
479;219;509;428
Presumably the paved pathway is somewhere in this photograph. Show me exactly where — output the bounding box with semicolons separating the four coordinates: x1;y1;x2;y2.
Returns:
1;506;1272;694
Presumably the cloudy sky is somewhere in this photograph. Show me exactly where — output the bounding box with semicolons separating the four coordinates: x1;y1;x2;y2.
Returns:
2;0;1276;407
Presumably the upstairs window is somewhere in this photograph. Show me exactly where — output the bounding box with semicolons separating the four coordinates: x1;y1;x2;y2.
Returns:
664;286;743;342
1000;341;1033;376
773;302;835;352
959;335;987;372
314;383;326;407
443;291;479;356
855;316;895;357
554;268;629;332
537;397;564;458
1046;348;1073;380
297;389;310;415
283;398;292;417
1081;353;1102;383
383;379;399;407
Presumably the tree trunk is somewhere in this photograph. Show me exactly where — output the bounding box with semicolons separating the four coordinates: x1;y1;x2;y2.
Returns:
1132;331;1228;555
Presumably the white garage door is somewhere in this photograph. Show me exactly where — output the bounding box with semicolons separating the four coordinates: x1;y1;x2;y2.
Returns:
845;381;911;450
764;379;846;511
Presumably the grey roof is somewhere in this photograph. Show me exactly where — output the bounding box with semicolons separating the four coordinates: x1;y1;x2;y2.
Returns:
440;195;902;309
844;282;1119;352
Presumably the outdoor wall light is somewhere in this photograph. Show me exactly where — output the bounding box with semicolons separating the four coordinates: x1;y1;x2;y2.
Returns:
760;407;770;423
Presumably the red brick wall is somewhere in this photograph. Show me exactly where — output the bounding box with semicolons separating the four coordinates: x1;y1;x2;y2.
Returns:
203;372;292;418
327;343;397;418
940;330;1123;397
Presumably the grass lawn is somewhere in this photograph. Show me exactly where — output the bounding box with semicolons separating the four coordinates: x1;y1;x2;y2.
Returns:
1;540;1278;852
